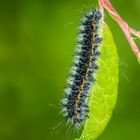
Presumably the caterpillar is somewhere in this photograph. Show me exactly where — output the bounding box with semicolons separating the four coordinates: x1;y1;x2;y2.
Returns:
61;9;103;128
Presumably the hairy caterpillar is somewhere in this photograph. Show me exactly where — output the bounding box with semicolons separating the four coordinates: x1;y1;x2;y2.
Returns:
61;9;103;128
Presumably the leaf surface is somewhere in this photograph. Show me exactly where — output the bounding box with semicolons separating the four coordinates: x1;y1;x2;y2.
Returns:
76;23;119;140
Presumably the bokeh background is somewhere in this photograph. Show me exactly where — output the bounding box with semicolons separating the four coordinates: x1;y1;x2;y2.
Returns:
0;0;140;140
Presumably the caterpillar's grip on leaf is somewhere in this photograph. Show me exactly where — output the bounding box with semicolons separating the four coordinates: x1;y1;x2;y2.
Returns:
61;8;119;140
76;23;119;140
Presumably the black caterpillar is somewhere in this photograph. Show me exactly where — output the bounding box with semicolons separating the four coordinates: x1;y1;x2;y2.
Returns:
62;9;103;128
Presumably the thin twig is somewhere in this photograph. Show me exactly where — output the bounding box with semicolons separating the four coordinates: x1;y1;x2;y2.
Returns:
99;0;140;62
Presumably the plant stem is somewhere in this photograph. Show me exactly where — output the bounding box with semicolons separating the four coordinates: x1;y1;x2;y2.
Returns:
99;0;140;62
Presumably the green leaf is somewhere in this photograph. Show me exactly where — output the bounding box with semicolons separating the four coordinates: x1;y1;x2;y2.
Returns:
76;23;119;140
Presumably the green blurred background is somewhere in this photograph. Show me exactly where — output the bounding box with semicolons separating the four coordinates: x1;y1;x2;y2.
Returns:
0;0;140;140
